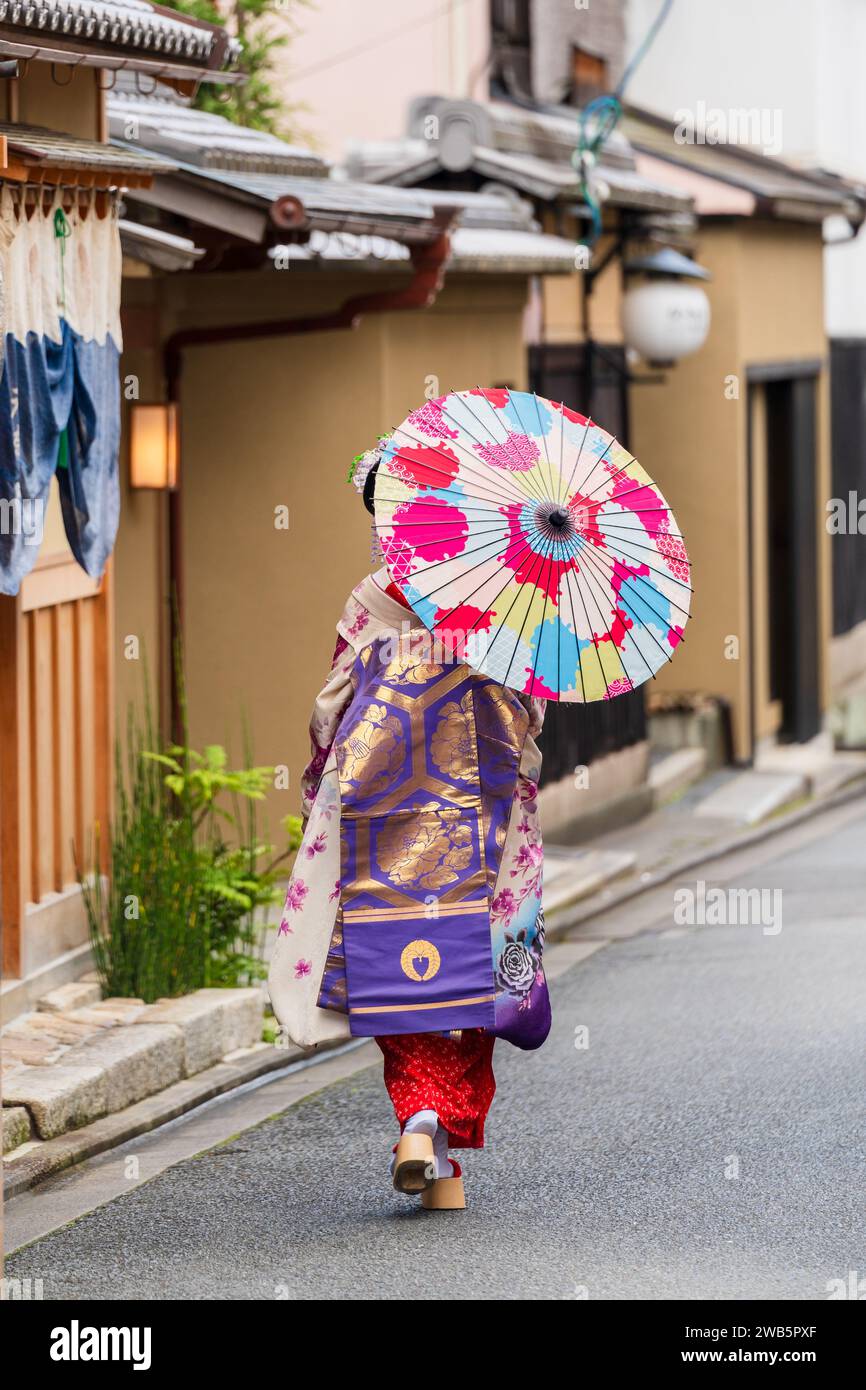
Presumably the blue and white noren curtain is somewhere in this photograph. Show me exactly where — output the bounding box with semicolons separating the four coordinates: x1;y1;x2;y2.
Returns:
0;185;122;596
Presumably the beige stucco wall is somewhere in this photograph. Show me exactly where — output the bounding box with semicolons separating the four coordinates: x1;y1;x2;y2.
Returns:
114;283;171;735
3;62;103;137
541;224;623;345
629;219;831;760
112;267;529;837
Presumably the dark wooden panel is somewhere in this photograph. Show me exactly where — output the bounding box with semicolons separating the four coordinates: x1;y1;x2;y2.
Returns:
829;339;866;636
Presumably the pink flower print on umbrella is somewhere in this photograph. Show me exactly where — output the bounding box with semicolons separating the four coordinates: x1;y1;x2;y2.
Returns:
328;879;341;903
406;396;459;440
473;434;539;472
304;832;327;859
294;959;313;980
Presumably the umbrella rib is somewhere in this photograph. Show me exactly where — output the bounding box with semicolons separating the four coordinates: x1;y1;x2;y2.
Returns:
372;516;511;530
532;390;559;504
415;530;539;606
403;528;529;585
572;435;616;500
562;552;587;704
597;483;665;509
593;531;693;590
596;518;686;540
473;388;549;505
577;540;688;649
374;493;512;518
483;540;551;669
573;548;657;684
555;533;563;700
575;544;656;681
436;394;547;508
564;560;616;693
577;452;639;504
385;439;532;511
425;531;547;644
557;413;591;507
520;531;558;695
389;422;535;511
500;387;552;506
556;402;567;509
578;537;691;624
584;529;694;596
444;389;531;488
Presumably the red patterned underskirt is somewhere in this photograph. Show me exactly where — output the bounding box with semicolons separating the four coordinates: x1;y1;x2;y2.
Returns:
376;1029;496;1149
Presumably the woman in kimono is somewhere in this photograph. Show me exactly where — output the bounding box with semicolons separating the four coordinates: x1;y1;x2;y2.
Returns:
268;445;550;1210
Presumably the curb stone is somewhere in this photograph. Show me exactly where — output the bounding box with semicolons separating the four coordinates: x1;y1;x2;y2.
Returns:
2;1040;333;1198
2;1106;32;1154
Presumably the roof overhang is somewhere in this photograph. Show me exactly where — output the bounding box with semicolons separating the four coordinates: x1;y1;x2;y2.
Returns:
119;217;203;270
126;160;460;246
623;104;866;228
268;224;580;276
0;120;173;187
345;97;694;217
0;1;241;94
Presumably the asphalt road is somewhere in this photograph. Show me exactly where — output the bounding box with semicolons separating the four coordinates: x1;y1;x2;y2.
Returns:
7;800;865;1300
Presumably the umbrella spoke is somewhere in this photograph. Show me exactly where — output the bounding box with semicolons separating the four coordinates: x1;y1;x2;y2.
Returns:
469;389;552;506
572;549;658;684
437;396;548;507
557;414;592;507
577;537;692;623
576;540;686;665
390;422;536;510
591;529;693;590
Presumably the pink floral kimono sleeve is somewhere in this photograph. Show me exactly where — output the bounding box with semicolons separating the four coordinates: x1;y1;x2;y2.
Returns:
300;635;357;823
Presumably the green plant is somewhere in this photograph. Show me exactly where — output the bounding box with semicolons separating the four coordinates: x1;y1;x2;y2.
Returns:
167;0;313;139
79;690;302;1002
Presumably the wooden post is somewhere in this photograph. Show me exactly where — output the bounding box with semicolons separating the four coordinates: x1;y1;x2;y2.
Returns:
0;593;27;980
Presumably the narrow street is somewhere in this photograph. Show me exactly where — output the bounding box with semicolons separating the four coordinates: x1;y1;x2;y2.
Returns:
6;798;864;1301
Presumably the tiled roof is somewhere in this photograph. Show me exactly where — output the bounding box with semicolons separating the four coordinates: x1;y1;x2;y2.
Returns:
622;106;864;223
108;88;328;178
344;97;693;216
268;225;579;275
0;0;239;72
146;160;456;241
1;119;173;179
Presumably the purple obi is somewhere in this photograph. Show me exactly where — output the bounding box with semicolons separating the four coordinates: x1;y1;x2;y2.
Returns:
317;634;545;1041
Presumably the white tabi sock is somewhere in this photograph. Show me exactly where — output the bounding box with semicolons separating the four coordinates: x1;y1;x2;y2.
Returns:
390;1110;454;1178
433;1122;455;1179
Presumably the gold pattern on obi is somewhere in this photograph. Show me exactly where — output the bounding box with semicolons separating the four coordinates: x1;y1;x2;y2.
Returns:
430;694;475;781
337;703;403;792
377;812;474;891
384;647;445;684
400;939;441;982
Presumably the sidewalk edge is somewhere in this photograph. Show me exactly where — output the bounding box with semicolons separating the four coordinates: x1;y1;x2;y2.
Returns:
544;774;866;939
2;1037;348;1199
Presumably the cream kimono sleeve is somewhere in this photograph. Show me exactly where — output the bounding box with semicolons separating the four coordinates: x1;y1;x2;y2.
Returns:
269;633;358;1049
299;635;357;825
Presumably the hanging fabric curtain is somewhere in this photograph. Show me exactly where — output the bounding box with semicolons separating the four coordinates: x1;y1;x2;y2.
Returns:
0;184;123;596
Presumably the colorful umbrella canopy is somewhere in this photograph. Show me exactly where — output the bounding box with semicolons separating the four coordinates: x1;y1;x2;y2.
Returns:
374;388;691;702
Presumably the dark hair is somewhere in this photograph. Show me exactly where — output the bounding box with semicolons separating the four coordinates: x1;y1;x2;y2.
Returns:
363;459;379;516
